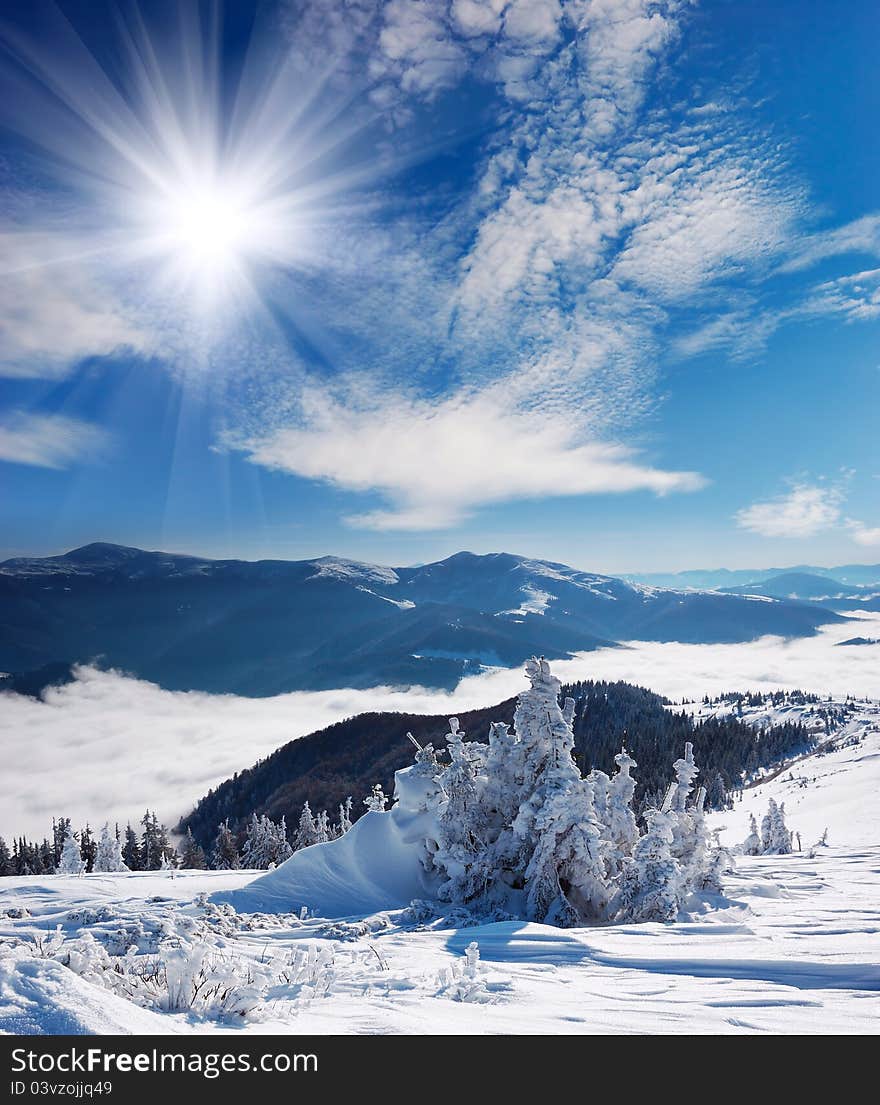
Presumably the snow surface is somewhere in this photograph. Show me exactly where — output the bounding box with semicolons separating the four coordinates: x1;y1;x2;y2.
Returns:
308;557;400;587
498;584;554;617
2;713;880;1034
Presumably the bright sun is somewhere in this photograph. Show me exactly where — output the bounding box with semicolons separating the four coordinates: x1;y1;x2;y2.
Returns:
164;185;251;268
150;175;257;287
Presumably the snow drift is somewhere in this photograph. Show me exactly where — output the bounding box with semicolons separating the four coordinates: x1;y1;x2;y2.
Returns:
217;767;441;916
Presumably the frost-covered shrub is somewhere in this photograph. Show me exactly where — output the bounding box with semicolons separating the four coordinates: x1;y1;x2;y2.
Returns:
436;942;493;1003
23;924;340;1023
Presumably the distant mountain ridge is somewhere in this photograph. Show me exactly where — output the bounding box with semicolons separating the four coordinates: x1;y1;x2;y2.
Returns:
0;542;845;695
626;562;880;591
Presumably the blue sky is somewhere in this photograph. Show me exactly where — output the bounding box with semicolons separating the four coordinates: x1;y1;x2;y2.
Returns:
0;0;878;573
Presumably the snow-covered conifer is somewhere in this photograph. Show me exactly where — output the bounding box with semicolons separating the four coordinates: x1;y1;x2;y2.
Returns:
763;798;792;855
180;828;207;870
615;786;682;923
605;748;639;871
58;828;86;875
241;814;267;868
586;768;611;826
742;814;761;856
294;802;320;850
93;823;128;873
436;718;483;901
363;784;388;813
211;820;240;870
338;797;353;835
524;777;608;925
672;742;699;814
683;786;712;888
273;817;293;865
561;697;576;727
702;830;734;892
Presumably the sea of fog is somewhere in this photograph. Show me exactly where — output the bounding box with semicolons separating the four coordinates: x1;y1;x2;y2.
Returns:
1;610;878;839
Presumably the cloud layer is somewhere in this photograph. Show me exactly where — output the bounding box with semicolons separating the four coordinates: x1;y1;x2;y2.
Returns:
2;612;878;839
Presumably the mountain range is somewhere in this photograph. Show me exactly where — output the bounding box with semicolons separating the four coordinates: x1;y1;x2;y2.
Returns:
0;542;848;695
626;563;880;591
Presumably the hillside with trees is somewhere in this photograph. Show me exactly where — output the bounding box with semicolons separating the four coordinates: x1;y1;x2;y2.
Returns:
180;678;813;852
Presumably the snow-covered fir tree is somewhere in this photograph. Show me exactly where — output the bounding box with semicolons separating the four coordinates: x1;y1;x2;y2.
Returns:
761;798;792;855
605;748;639;874
211;820;240;870
242;813;267;868
703;830;734;892
338;797;353;835
93;823;128;873
525;777;608;925
614;786;682;922
180;828;207;869
364;784;389;813
294;802;320;850
316;809;331;844
58;828;86;875
682;786;713;889
586;768;610;825
243;813;294;867
742;813;762;856
669;742;700;864
436;718;484;902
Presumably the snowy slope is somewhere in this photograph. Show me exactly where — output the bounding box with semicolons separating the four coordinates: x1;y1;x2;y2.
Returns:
2;711;880;1034
709;704;880;849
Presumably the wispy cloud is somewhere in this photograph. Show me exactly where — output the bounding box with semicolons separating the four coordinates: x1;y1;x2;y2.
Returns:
236;385;704;530
0;411;112;469
780;212;880;273
0;230;149;379
735;483;844;539
805;268;880;323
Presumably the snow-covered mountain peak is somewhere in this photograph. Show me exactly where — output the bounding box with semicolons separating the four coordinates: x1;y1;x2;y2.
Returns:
308;556;401;587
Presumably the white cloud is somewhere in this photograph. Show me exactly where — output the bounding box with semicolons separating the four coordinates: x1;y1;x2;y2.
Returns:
373;0;469;95
237;385;705;530
610;159;799;301
0;411;112;469
0;232;149;378
781;212;880;273
735;483;844;539
3;612;878;839
847;520;880;547
805;268;880;323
